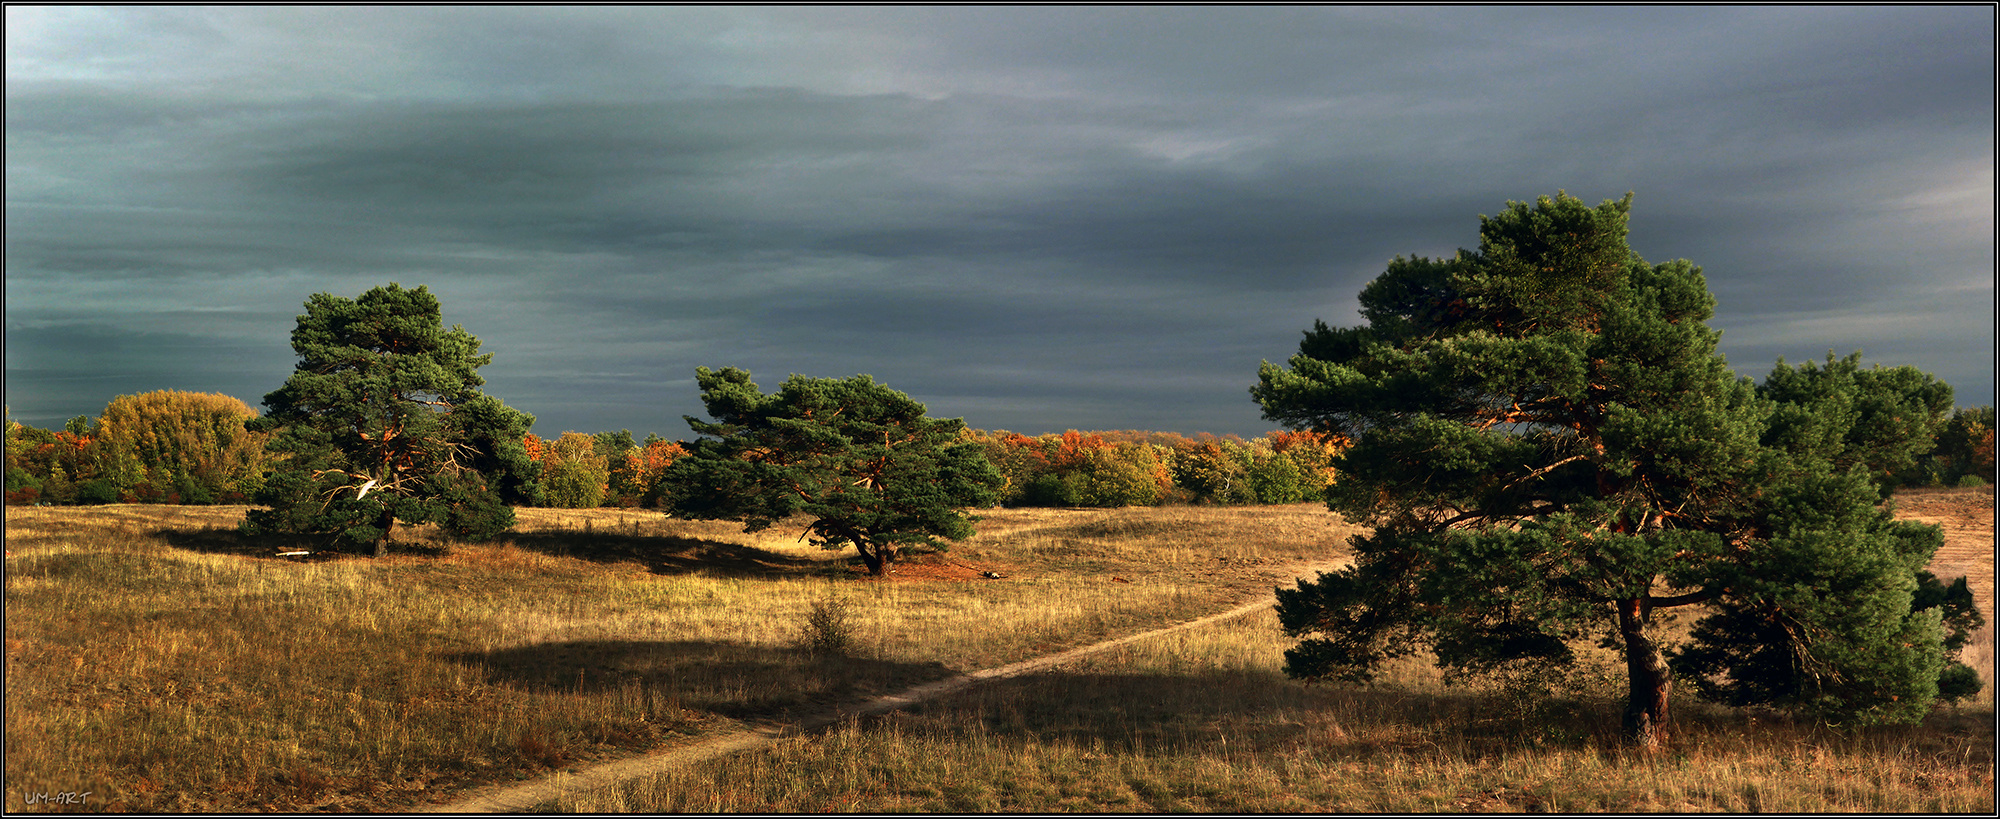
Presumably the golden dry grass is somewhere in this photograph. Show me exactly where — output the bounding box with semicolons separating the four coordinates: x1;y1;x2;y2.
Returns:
4;497;1991;813
557;605;1994;814
3;502;1351;812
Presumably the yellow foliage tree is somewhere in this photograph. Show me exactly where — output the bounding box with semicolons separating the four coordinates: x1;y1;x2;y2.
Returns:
96;390;271;503
531;431;610;508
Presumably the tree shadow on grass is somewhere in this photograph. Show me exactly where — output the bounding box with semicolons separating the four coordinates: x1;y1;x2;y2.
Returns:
494;530;845;579
451;639;957;723
870;665;1996;779
155;524;819;575
153;526;449;559
870;666;1632;765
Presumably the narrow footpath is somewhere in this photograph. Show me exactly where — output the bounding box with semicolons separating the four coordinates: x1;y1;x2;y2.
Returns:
422;560;1348;813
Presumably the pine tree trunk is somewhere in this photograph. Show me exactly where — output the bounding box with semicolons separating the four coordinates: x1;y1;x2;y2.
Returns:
372;507;395;558
856;542;886;576
1618;597;1671;749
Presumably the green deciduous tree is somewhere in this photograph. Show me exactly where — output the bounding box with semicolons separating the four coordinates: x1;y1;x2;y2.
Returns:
242;283;538;555
662;367;1003;575
1172;439;1255;504
536;431;611;509
1254;192;1977;747
1244;448;1312;504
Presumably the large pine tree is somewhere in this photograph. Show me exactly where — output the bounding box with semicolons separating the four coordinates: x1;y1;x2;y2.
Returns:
1254;192;1979;746
243;283;538;555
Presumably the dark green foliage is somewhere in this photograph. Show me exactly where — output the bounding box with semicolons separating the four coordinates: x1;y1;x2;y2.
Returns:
241;284;537;555
662;367;1003;575
1255;191;1972;741
75;478;120;505
1019;472;1083;507
593;429;638;460
1665;463;1971;724
1760;352;1953;494
1911;570;1986;655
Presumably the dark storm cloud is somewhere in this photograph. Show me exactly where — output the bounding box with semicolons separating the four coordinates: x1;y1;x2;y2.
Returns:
6;6;1992;438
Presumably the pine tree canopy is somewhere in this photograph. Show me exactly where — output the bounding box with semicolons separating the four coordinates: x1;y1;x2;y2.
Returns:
242;283;538;555
662;367;1003;576
1254;192;1979;744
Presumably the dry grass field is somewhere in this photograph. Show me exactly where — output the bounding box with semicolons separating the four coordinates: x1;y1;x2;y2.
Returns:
4;492;1993;813
3;502;1347;812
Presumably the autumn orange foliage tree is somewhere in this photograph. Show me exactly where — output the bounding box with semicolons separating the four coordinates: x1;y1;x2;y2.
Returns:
963;428;1346;507
4;410;103;505
620;439;688;507
521;432;686;507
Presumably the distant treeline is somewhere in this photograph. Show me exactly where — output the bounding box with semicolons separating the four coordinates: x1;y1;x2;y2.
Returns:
6;391;1993;508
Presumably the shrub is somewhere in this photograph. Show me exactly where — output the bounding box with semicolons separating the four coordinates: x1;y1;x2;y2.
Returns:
799;596;856;657
1019;472;1080;507
75;478;120;505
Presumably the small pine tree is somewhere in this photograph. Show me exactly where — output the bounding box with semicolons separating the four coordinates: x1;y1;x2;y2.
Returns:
662;367;1002;575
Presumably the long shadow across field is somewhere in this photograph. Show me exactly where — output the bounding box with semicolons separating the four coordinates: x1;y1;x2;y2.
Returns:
453;639;958;723
496;531;842;579
881;666;1620;762
153;525;417;558
157;523;838;579
874;666;1996;771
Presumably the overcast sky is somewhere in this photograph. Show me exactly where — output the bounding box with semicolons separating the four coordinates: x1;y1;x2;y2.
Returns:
7;7;1993;439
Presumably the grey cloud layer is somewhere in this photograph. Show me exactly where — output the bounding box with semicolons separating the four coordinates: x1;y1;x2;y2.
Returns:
6;6;1992;436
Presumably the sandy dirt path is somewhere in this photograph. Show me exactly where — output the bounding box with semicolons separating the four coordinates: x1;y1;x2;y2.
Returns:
421;560;1349;813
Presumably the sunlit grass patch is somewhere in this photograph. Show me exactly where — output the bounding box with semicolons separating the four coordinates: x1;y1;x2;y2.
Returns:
5;501;1355;812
